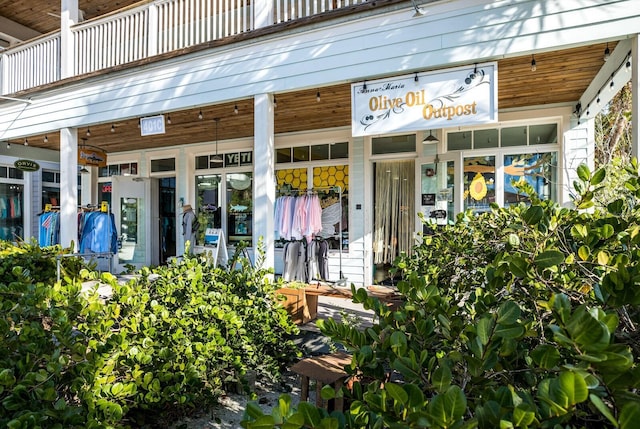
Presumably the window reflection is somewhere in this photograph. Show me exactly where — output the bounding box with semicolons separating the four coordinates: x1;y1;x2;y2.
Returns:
226;173;253;246
504;152;557;205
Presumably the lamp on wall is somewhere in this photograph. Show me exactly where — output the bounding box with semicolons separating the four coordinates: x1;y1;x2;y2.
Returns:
422;130;439;143
212;118;223;164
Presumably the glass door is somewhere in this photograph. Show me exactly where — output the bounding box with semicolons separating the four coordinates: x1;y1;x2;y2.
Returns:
419;158;455;233
112;176;159;272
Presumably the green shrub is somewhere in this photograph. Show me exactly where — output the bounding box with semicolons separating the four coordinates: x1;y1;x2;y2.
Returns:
242;161;640;428
0;241;300;428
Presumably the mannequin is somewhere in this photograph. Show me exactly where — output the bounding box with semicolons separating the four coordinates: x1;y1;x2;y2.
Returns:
182;204;198;254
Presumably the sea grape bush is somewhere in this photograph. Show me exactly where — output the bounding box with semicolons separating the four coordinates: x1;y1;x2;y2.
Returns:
0;242;299;428
242;161;640;428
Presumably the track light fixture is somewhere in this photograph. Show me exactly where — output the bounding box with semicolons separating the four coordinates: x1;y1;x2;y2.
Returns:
530;54;537;72
604;43;610;61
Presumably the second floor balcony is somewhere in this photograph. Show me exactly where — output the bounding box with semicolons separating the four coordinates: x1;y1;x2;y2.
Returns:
0;0;376;96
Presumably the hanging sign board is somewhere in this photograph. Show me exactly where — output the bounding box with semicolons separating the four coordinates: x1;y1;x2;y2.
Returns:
14;159;40;172
78;147;107;167
351;62;497;137
140;115;166;136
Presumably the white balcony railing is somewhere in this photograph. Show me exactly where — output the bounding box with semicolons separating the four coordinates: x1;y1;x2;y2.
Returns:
0;0;368;95
1;33;61;95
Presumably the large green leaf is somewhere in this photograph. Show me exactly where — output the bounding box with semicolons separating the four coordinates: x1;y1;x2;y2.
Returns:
619;401;640;429
522;205;544;226
432;364;452;392
513;404;536;427
426;386;467;427
298;402;322;427
531;345;561;369
476;316;494;345
577;164;591;182
497;301;521;325
566;307;611;352
493;324;525;340
553;371;588;408
534;250;564;269
589;394;618;427
385;382;408;406
390;331;408;356
509;256;529;278
590;167;606;185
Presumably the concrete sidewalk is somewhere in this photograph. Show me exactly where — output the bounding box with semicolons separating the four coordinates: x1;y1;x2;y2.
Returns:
293;295;377;356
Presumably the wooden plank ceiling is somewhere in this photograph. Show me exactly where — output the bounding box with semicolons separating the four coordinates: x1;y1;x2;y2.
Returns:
10;43;611;154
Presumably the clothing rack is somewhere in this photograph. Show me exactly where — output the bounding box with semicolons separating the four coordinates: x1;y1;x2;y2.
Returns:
277;185;346;285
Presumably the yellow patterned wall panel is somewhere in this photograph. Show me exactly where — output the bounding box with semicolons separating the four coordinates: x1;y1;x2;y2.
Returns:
276;168;307;190
313;165;349;191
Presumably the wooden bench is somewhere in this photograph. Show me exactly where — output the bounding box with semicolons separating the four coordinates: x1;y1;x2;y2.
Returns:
290;351;352;412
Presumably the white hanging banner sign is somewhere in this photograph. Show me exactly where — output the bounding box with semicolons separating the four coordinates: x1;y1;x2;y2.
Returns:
351;62;498;137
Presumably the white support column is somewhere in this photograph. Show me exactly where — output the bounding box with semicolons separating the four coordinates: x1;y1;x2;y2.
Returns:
60;128;79;249
632;35;639;161
253;0;273;29
61;0;79;79
253;93;275;269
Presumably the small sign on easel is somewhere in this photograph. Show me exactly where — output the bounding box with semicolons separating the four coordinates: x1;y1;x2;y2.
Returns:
203;228;228;268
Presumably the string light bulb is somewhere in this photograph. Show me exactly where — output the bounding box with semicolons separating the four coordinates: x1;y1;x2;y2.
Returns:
111;124;115;132
316;91;321;102
86;128;91;137
24;138;28;146
6;142;10;149
530;54;537;72
198;110;203;120
234;104;238;114
44;135;48;143
273;95;277;108
167;115;171;124
604;43;610;61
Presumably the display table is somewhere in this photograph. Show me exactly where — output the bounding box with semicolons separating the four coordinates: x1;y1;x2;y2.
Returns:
276;284;402;324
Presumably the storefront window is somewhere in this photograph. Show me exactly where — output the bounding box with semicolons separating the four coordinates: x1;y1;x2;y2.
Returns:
196;174;222;242
464;156;495;214
42;169;60;209
313;165;349;250
99;162;138;177
151;158;175;172
372;134;416;155
0;183;24;241
227;173;253;246
504;152;557;205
